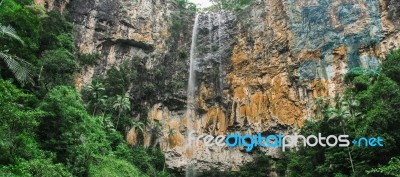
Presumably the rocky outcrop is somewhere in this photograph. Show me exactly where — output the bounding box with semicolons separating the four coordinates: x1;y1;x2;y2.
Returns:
67;0;190;90
36;0;400;173
153;0;400;172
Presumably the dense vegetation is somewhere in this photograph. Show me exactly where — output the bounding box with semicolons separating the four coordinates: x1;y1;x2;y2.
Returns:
0;0;172;176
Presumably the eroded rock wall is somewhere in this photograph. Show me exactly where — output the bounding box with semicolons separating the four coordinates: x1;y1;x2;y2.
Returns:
37;0;400;172
68;0;190;90
152;0;400;172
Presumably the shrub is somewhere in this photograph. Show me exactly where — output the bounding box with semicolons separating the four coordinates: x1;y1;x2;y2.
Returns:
89;155;147;177
0;78;44;164
14;158;73;177
39;86;111;176
38;49;78;87
77;52;101;67
382;49;400;84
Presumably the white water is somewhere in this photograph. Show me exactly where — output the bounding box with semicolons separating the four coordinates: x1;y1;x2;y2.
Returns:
187;14;199;106
185;14;200;177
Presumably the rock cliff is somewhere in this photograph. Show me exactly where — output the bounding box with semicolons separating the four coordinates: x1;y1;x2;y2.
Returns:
35;0;400;173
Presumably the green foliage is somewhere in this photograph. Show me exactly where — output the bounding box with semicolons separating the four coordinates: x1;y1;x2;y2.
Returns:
176;0;196;11
113;145;171;177
82;80;108;115
382;49;400;84
344;67;378;85
0;77;74;177
0;0;78;88
0;1;33;84
0;78;44;164
171;16;183;31
39;11;74;52
368;157;400;177
0;0;42;63
0;1;173;176
209;0;252;10
38;49;78;88
113;93;131;128
99;56;170;102
352;75;400;165
11;158;73;177
89;155;147;177
171;0;196;36
344;67;366;84
77;52;101;67
0;50;32;85
131;121;145;134
39;86;111;176
0;22;24;44
129;147;172;177
102;60;137;97
24;4;47;19
351;74;372;91
13;0;32;5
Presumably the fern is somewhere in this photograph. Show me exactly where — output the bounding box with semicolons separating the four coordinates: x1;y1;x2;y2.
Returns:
0;2;31;84
0;23;24;45
0;51;32;84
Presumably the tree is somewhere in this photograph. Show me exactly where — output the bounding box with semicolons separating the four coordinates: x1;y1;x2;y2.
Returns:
0;0;43;84
88;155;147;177
131;121;145;141
132;121;145;133
0;78;44;164
84;81;107;115
369;157;400;177
149;120;163;148
382;49;400;84
38;49;77;89
113;93;131;128
0;23;31;84
39;86;111;176
326;94;358;174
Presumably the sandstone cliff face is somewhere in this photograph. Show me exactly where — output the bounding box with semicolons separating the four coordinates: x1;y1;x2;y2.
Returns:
37;0;400;172
67;0;189;90
155;0;400;172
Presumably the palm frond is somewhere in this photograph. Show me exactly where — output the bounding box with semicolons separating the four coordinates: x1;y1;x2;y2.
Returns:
0;24;24;45
0;51;32;84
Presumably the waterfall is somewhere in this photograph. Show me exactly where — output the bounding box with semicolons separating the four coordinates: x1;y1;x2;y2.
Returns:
187;14;199;105
185;14;199;177
185;12;225;176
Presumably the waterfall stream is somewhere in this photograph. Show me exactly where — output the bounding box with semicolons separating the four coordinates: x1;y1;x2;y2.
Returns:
185;12;226;176
185;14;199;177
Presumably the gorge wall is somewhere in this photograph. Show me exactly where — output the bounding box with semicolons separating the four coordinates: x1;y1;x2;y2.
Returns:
36;0;400;173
